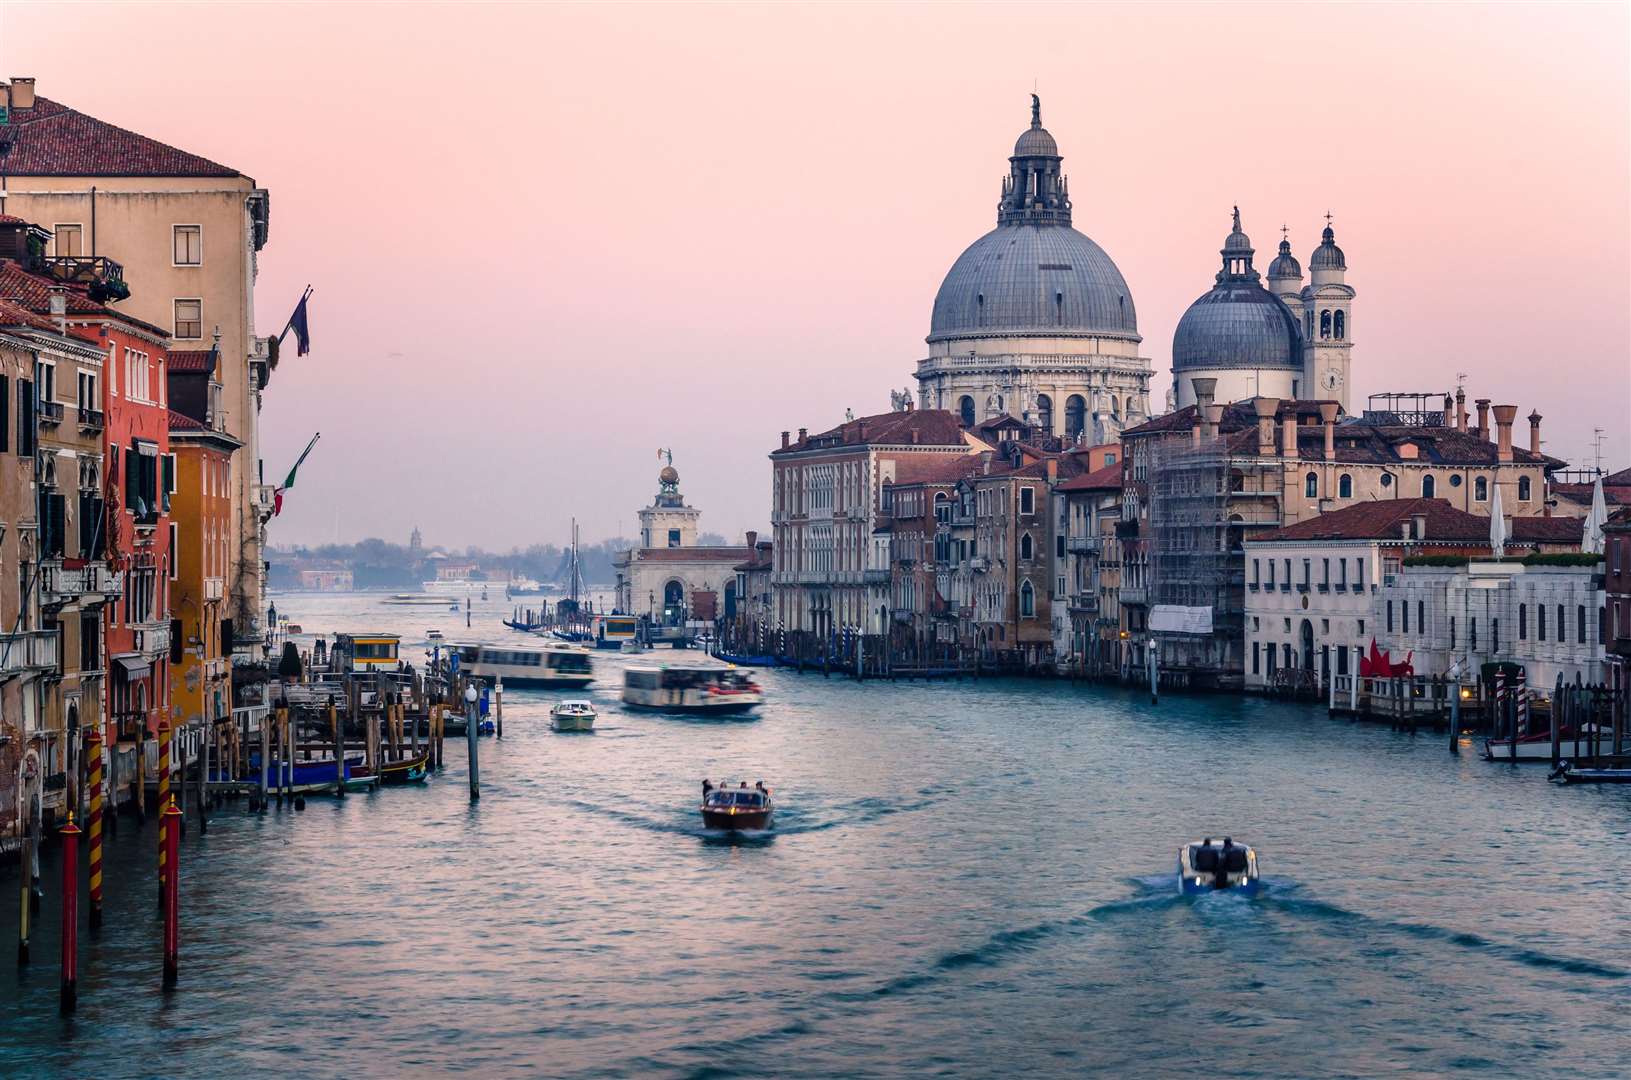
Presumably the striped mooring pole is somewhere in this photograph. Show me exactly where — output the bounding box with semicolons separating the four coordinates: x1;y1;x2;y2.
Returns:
157;719;172;907
59;812;81;1014
86;729;105;930
161;796;181;991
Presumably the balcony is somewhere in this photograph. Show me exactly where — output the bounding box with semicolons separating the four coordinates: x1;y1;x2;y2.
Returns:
1120;586;1148;606
0;630;59;674
41;255;128;301
862;569;891;585
1067;536;1103;555
892;608;915;623
1069;594;1101;615
970;556;990;573
77;406;105;432
38;400;63;424
254;484;277;521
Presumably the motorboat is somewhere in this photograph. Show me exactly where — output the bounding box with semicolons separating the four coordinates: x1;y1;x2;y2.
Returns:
1178;838;1259;895
1485;724;1611;761
1549;761;1631;785
622;664;763;715
550;700;597;732
700;782;773;830
383;593;448;607
426;629;444;642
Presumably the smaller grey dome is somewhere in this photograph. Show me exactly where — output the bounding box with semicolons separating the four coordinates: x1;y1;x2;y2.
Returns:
1267;239;1302;280
1173;285;1303;372
1014;124;1058;157
1222;206;1251;252
1310;225;1346;270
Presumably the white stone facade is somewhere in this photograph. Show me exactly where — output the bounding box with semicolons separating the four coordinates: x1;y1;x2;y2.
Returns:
1244;540;1380;690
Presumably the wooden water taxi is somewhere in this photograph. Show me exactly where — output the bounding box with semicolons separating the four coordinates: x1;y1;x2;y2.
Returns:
700;781;773;830
550;700;597;732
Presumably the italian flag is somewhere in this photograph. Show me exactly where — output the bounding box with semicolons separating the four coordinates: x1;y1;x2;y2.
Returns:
273;433;321;516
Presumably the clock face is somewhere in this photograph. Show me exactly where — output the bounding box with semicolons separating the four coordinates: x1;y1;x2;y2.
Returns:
1322;369;1342;390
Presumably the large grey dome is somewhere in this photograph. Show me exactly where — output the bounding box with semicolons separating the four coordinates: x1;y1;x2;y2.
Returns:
1173;283;1302;371
929;224;1139;343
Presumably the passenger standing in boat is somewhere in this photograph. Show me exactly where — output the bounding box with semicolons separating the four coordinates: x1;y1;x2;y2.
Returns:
702;779;713;798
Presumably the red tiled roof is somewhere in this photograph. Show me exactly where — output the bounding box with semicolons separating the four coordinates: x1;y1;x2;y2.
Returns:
167;409;205;432
0;261;107;315
1255;497;1583;545
168;350;216;373
1604;466;1631;487
775;409;976;454
1056;461;1125;492
0;95;241;177
0;215;29;225
888;454;986;486
0;296;57;333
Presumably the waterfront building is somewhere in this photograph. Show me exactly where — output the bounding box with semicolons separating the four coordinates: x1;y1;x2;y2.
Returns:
878;454;986;658
166;342;241;736
915;97;1153;441
1053;459;1126;673
1122;381;1563;688
1245;498;1584;693
770;408;986;637
730;532;773;636
0;77;276;660
614;459;751;627
1604;509;1631;718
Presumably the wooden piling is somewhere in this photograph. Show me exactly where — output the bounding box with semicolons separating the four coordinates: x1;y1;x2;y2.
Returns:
58;813;80;1014
157;720;172;904
330;696;345;797
197;723;209;833
259;714;270;811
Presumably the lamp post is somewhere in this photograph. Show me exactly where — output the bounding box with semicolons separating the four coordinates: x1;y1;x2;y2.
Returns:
464;683;479;802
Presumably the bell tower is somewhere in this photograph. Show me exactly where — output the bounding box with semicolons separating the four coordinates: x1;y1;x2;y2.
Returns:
638;450;701;549
1300;213;1354;409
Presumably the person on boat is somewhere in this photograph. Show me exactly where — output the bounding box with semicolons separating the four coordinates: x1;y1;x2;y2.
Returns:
755;780;768;794
702;779;713;798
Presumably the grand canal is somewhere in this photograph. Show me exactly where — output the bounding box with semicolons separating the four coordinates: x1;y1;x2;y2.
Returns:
3;593;1629;1078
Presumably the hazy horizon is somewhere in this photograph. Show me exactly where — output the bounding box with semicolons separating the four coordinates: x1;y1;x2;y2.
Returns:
3;1;1627;549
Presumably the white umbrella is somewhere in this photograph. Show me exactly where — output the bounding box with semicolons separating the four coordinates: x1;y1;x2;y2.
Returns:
1489;481;1507;559
1582;477;1607;554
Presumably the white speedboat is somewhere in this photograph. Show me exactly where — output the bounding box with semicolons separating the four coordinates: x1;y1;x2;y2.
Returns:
1178;838;1259;895
621;664;762;715
550;700;597;732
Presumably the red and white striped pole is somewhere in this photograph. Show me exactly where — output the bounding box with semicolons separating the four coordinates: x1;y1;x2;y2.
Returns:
157;719;172;907
59;813;81;1014
161;796;181;990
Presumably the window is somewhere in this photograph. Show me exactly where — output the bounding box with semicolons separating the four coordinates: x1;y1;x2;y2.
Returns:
1492;618;1500;653
1020;487;1034;515
1266;560;1274;588
17;379;33;456
1387;600;1394;633
1557;604;1566;643
169;522;179;579
1320;309;1332;339
666;529;680;548
1402;600;1409;633
1283;558;1291;589
1036;394;1052;431
1105;453;1117;465
1334;310;1346;340
1019;581;1035;618
1020;533;1033;561
1338;473;1352;499
1474;476;1488;502
1518;476;1531;501
78;370;97;412
54;224;84;257
1538;604;1546;641
1578;604;1587;644
1065;395;1086;440
1252;643;1260;675
1356;559;1365;590
1519;603;1527;639
1321;558;1330;588
173;225;202;266
959;396;975;428
1421;475;1435;499
174;299;202;340
35;359;56;407
1055;534;1064;559
1252;558;1260;587
1418;601;1424;634
1470;617;1478;650
1305;472;1318;498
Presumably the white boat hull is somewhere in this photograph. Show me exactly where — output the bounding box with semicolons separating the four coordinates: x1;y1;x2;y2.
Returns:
550;713;596;732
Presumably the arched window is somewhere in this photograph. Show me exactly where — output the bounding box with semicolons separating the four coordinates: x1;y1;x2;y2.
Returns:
1338;473;1353;499
1065;395;1086;440
1020;580;1035;617
1518;476;1531;501
1422;474;1436;499
1036;394;1052;432
1334;310;1345;340
959;396;975;428
1474;476;1488;502
1320;310;1332;339
1110;395;1120;419
1020;533;1034;561
1305;471;1318;498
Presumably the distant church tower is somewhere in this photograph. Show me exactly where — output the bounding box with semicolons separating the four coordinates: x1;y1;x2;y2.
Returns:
639;452;700;549
1300;217;1354;409
409;525;423;555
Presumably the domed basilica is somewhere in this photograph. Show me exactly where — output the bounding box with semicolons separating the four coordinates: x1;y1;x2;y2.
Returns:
915;97;1152;444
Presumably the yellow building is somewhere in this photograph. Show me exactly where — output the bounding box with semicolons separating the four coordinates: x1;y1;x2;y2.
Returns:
167;393;240;734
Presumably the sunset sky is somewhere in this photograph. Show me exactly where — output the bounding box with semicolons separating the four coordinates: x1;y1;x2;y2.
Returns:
2;2;1626;550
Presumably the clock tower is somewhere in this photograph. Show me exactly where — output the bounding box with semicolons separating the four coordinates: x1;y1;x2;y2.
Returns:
1300;216;1354;410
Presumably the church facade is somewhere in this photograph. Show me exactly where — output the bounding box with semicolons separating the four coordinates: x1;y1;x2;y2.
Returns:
914;97;1154;447
613;459;751;626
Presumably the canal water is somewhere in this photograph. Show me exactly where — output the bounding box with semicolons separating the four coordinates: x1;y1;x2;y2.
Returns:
2;593;1629;1078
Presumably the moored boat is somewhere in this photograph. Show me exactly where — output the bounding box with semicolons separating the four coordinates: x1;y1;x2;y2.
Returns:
1178;838;1259;895
378;751;430;784
621;664;763;715
700;781;773;830
550;700;597;732
248;753;369;794
1485;724;1611;761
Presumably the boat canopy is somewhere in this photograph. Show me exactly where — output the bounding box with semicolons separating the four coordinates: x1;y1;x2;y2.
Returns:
705;789;767;808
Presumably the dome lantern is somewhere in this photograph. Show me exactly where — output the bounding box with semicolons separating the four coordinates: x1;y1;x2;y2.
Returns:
997;94;1071;227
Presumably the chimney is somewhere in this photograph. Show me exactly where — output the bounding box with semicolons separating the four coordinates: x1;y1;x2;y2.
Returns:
1492;404;1517;462
1191;377;1217;414
981;450;993;475
47;286;67;333
1204;404;1224;443
745;530;757;550
1475;398;1490;439
7;77;35;110
1528;410;1542;456
1319;402;1339;460
1281;410;1298;461
1253;397;1278;457
1442;395;1454;428
797;427;807;443
780;431;789;450
1455;386;1467;432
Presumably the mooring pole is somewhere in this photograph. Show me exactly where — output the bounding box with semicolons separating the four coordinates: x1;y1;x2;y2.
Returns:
16;823;31;966
495;679;504;739
157;719;172;907
86;729;105;929
59;813;80;1014
465;684;480;802
161;797;181;991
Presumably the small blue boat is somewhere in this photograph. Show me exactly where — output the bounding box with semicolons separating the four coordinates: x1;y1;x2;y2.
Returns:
1178;838;1260;895
246;753;368;795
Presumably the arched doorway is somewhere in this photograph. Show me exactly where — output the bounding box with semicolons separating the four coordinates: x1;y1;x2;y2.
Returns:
1036;394;1053;432
663;580;684;626
1300;620;1315;671
958;396;975;427
723;580;737;621
1065;395;1086;440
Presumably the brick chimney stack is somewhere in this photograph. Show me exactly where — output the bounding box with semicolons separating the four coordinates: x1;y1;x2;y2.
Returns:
1191;377;1218;445
1319;402;1339;460
1253;397;1279;457
1528;410;1542;456
6;77;35;109
745;530;757;549
1204;404;1224;444
1281;410;1299;461
1475;399;1490;439
1442;395;1455;428
1456;386;1468;432
780;431;789;450
1493;405;1517;462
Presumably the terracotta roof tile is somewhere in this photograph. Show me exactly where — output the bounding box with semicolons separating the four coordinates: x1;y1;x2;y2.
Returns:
775;409;977;454
167;408;205;432
167;349;216;373
1056;461;1125;492
1254;497;1583;545
0;296;57;333
0;95;241;177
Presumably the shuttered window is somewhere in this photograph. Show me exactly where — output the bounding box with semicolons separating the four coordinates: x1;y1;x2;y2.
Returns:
17;379;34;456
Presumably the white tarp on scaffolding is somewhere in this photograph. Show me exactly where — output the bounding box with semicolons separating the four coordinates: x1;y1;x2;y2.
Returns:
1150;605;1214;635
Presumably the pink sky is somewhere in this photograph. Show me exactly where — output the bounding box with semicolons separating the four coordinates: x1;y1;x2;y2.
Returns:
3;2;1627;549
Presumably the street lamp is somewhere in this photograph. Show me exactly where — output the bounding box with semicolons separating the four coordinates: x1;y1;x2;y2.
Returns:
464;682;479;801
